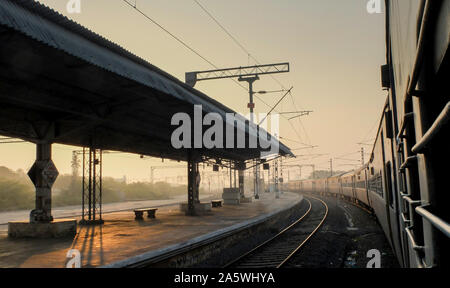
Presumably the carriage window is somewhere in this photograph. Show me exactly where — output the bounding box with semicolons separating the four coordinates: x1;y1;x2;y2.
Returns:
385;162;393;207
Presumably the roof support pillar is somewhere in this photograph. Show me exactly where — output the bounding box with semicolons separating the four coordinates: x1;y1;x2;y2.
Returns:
239;169;245;199
254;161;260;199
187;152;200;216
8;142;77;238
28;143;57;223
238;162;245;199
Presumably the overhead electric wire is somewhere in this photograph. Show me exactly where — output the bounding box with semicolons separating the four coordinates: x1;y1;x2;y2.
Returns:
121;0;305;135
191;0;310;145
335;157;361;162
359;116;380;144
192;0;289;88
121;0;250;93
259;87;293;125
335;151;360;158
123;0;312;156
122;0;217;69
192;0;307;147
279;136;314;146
193;0;251;59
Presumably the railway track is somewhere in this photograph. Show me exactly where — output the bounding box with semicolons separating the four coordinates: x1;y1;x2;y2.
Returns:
224;196;328;268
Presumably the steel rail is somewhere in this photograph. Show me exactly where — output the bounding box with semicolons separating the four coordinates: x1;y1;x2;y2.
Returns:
223;198;312;268
103;196;304;268
277;196;328;267
224;196;328;268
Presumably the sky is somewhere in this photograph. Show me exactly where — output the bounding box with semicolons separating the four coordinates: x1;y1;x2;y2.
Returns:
0;0;387;182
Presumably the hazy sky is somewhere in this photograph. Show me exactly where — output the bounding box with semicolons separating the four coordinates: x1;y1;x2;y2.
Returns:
0;0;387;181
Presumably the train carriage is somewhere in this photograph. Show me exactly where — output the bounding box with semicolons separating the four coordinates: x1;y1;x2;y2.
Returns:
340;171;355;200
354;166;370;206
327;175;341;196
287;0;449;268
385;0;450;267
315;178;327;196
300;179;315;193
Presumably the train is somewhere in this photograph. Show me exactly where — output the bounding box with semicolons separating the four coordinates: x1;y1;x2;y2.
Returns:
288;0;449;268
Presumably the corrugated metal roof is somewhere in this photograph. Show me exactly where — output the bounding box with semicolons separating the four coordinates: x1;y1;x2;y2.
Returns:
0;0;292;157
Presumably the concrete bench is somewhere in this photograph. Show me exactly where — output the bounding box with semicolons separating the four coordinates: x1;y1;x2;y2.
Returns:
211;200;223;208
134;208;158;220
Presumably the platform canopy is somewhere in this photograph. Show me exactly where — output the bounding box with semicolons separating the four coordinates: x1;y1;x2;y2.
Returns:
0;0;292;162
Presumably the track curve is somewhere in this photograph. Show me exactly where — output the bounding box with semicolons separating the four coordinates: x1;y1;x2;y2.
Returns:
224;196;328;268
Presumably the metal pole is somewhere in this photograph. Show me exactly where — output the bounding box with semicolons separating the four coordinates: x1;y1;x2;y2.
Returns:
99;150;103;221
234;163;237;188
238;162;245;199
262;167;265;192
250;77;259;199
249;80;255;123
255;162;260;199
187;152;196;216
93;149;96;221
82;148;85;221
229;162;232;188
275;158;279;199
88;148;92;221
330;159;333;177
280;157;284;194
239;76;260;200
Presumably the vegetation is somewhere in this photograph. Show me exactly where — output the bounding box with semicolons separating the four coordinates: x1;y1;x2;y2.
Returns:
0;166;189;212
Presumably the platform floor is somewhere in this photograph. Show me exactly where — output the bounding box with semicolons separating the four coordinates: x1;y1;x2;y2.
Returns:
0;192;301;268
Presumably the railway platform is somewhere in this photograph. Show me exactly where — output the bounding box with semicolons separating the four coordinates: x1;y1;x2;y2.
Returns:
0;192;302;268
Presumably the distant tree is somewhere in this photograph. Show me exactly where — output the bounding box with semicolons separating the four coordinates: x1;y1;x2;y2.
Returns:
0;179;34;210
0;166;16;179
0;165;189;211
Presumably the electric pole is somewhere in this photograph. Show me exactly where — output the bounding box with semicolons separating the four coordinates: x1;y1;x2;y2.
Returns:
239;76;259;124
274;158;279;199
280;157;284;194
361;147;365;166
71;151;80;179
186;62;290;200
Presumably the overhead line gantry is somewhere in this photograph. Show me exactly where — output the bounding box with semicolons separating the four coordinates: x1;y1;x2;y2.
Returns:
185;63;294;199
